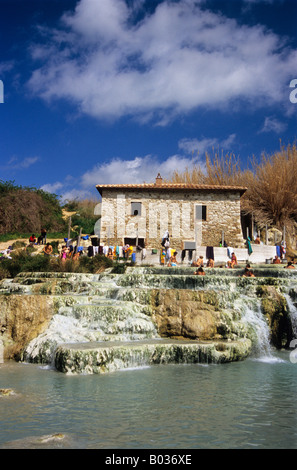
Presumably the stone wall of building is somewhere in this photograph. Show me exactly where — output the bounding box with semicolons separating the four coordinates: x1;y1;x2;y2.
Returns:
100;189;245;249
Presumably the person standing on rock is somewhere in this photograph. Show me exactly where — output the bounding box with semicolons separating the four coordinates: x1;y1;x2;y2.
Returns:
40;228;47;244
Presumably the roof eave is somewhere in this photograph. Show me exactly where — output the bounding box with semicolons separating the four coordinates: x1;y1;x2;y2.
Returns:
96;184;247;197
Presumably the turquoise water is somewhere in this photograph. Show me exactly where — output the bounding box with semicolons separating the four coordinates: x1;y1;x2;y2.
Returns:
1;351;297;449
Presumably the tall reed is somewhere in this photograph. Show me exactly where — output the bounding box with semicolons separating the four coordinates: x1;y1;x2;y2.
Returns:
166;143;297;230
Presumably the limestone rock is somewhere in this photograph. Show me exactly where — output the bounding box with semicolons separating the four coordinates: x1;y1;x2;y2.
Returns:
151;289;221;340
256;285;291;348
0;294;54;359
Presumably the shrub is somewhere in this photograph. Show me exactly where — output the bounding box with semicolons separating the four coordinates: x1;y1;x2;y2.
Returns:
63;198;99;235
78;254;113;273
0;265;10;280
0;251;114;278
241;144;297;229
11;241;26;249
167;142;297;231
1;252;52;278
112;263;127;274
0;181;66;234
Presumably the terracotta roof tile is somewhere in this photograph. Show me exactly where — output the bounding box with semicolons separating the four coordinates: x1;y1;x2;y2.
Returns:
96;182;247;195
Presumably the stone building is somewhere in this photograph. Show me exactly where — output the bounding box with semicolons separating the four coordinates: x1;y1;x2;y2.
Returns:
95;174;247;250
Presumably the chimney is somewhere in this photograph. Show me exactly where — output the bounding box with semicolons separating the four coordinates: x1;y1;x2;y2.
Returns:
155;173;163;186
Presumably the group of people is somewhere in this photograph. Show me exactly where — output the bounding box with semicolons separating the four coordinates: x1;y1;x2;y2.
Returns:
42;242;79;260
101;244;138;260
27;230;84;261
45;242;139;262
28;228;47;246
242;263;255;277
59;245;82;261
160;231;240;272
161;231;214;268
192;257;255;277
192;255;214;268
191;251;238;271
28;230;54;257
192;255;214;275
25;227;297;272
273;256;295;268
123;244;134;259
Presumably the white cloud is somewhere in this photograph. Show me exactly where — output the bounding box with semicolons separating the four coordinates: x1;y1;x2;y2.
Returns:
40;180;95;203
27;0;297;124
40;182;64;193
19;157;40;169
259;116;287;134
58;188;95;203
0;61;14;75
2;155;40;170
80;153;200;187
42;132;237;195
178;134;236;155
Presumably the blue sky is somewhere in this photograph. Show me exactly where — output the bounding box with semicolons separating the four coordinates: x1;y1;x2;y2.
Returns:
0;0;296;202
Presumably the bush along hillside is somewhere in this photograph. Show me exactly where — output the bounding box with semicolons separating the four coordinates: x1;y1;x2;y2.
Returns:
0;250;113;280
0;180;66;235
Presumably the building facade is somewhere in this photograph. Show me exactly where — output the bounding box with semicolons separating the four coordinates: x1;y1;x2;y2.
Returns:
96;175;247;250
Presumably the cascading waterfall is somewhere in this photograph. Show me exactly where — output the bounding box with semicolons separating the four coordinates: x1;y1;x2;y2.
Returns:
23;294;160;365
284;293;297;338
2;265;297;373
239;299;272;358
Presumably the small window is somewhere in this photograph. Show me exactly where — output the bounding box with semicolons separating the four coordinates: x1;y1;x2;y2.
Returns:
131;202;142;216
195;205;207;221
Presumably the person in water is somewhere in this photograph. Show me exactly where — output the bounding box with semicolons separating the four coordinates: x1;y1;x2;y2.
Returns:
242;264;255;277
194;266;205;276
285;261;295;269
